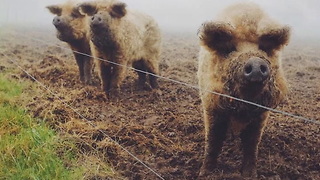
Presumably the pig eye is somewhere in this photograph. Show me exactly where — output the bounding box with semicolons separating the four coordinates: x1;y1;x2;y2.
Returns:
71;12;81;18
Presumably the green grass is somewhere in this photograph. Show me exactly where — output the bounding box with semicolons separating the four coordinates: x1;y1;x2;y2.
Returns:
0;73;83;180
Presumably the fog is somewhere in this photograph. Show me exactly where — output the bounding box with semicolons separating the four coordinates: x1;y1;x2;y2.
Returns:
1;0;320;39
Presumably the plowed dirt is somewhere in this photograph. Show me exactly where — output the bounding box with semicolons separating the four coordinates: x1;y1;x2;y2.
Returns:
0;27;319;180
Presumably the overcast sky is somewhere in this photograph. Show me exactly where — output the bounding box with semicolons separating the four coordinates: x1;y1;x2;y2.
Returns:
0;0;319;39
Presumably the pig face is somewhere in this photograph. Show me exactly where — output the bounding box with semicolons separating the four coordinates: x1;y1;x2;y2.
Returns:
79;1;127;50
198;22;290;113
47;3;86;42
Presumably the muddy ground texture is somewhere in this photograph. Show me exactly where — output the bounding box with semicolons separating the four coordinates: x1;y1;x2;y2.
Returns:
0;27;319;180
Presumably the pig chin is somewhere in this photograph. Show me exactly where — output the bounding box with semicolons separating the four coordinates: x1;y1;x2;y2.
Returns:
56;28;76;42
221;84;275;116
239;78;269;98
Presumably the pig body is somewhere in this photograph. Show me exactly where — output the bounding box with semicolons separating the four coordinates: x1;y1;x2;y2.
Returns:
79;0;161;98
197;3;290;178
47;1;94;84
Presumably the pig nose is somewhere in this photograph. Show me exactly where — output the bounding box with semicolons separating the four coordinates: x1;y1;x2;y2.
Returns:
53;16;62;27
243;57;270;83
91;14;103;27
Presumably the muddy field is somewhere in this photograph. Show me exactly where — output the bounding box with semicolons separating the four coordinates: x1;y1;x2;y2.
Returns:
0;27;319;180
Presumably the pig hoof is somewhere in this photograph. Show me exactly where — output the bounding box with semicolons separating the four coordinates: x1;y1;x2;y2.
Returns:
152;89;162;99
144;84;152;91
241;168;257;178
107;88;120;101
80;76;85;83
136;80;152;91
85;79;93;85
198;163;216;177
150;81;159;89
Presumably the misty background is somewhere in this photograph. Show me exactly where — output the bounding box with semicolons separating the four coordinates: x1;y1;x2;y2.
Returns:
0;0;319;40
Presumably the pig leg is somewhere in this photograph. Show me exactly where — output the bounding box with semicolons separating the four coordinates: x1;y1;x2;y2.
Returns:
108;64;126;99
99;63;112;96
83;56;93;85
74;53;85;83
144;59;159;89
199;111;228;176
240;112;268;178
132;60;148;89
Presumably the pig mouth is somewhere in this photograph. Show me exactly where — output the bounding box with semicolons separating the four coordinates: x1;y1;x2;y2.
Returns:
222;77;275;113
55;27;76;42
90;22;108;35
54;24;71;34
240;80;268;97
90;24;102;34
55;24;66;31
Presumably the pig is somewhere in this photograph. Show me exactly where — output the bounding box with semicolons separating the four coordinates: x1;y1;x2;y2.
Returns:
46;1;94;84
78;0;161;98
197;2;290;178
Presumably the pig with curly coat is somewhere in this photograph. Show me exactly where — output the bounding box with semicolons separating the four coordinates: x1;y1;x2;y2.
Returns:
47;1;94;84
197;3;290;178
79;0;161;98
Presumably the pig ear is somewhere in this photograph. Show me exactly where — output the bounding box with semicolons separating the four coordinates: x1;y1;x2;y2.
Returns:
46;5;62;16
78;2;97;16
198;22;236;57
72;6;85;18
110;2;127;18
258;26;291;55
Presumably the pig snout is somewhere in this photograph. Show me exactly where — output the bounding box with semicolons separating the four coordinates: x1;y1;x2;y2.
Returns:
243;57;270;83
53;16;62;27
91;14;103;27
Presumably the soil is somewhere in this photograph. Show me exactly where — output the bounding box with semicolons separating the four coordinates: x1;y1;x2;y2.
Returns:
0;27;319;180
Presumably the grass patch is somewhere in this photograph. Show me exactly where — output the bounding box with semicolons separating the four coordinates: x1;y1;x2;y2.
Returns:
0;73;83;179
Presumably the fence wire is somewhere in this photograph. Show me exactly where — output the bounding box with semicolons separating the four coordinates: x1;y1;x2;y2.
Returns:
6;31;319;125
1;52;166;180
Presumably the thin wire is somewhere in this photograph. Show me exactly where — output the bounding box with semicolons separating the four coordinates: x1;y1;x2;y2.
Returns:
3;53;165;180
10;32;319;125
